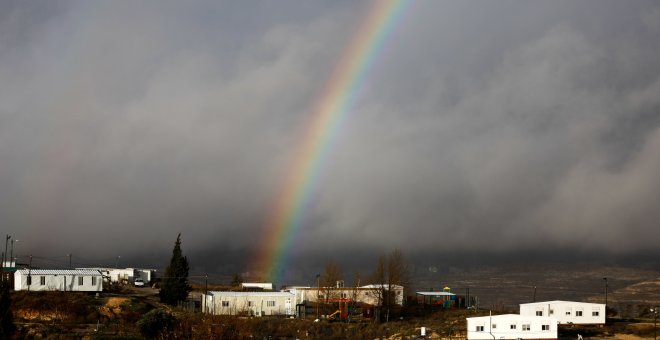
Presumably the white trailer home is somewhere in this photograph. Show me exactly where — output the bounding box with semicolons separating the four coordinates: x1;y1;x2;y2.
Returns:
467;314;558;340
202;291;297;316
14;269;103;292
520;300;605;325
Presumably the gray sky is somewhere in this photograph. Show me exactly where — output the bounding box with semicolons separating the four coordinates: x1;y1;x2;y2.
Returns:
2;1;659;275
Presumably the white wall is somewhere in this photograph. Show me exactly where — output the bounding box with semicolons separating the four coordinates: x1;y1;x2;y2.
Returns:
290;285;404;306
520;301;605;324
203;292;296;316
467;314;558;340
107;268;137;283
135;269;155;283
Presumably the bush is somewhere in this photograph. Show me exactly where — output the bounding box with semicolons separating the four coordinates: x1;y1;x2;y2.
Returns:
137;309;175;338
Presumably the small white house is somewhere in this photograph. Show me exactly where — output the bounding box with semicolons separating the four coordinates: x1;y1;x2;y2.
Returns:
14;269;103;292
467;314;558;340
202;291;297;316
520;300;605;325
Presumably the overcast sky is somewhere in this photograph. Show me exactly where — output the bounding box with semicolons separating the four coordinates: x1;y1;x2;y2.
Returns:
2;1;659;276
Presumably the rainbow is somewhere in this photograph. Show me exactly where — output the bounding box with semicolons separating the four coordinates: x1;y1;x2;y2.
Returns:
252;0;411;283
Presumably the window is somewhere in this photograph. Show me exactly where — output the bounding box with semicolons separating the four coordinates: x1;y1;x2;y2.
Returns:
267;301;276;307
492;324;497;329
550;309;554;315
510;324;517;330
566;311;572;315
522;324;530;331
592;311;599;316
576;310;583;317
222;301;229;307
542;325;550;331
92;277;97;285
27;276;32;285
78;277;84;285
248;301;255;307
536;310;543;316
476;326;484;332
40;276;46;285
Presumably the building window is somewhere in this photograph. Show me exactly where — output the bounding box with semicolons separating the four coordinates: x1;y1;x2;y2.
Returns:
542;325;550;331
510;324;517;330
92;277;97;285
492;324;496;329
267;301;276;307
476;326;484;332
536;310;543;316
27;276;32;285
222;301;229;307
550;309;554;315
40;276;46;285
576;310;583;317
592;311;599;316
566;311;572;315
248;301;255;307
78;277;84;285
522;324;530;331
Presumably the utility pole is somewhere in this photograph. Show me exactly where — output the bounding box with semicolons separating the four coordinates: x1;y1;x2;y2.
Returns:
3;234;10;275
533;286;537;302
27;255;32;292
603;278;608;308
650;307;657;340
10;239;18;267
316;274;320;320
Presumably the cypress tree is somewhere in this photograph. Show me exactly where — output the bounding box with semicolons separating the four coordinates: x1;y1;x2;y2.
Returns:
159;233;192;305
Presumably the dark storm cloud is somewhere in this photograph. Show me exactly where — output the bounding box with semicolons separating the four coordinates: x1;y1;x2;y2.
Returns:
1;1;659;272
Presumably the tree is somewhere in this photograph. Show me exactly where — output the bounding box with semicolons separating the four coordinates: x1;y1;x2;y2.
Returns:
230;273;244;287
321;261;343;302
320;261;344;317
0;280;15;337
159;234;192;305
367;249;410;322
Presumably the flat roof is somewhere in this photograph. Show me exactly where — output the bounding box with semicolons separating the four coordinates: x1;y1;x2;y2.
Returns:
206;291;294;297
521;300;605;306
16;269;102;276
416;292;455;296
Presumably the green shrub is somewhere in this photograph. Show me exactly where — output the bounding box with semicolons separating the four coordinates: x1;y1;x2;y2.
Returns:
136;309;175;338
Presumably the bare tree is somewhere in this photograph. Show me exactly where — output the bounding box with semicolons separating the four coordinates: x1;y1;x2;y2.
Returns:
367;249;410;322
320;261;343;315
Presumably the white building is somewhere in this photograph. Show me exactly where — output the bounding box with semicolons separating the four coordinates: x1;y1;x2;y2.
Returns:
134;268;156;284
202;291;297;316
77;267;155;284
14;269;103;292
286;284;404;306
520;300;605;325
467;314;558;340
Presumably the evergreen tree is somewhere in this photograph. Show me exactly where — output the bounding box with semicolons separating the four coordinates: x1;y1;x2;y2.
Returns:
0;280;15;337
159;233;192;305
